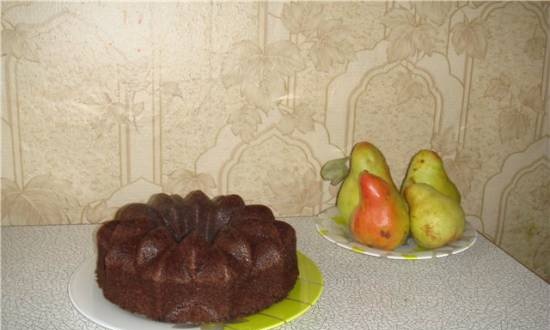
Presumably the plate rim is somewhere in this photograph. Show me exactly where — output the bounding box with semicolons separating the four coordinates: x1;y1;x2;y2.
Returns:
315;206;477;260
68;251;322;330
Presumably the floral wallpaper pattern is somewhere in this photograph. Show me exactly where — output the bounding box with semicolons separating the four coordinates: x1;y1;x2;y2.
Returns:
1;2;549;281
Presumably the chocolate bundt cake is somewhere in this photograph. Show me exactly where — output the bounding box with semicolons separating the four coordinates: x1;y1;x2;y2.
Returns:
96;190;298;324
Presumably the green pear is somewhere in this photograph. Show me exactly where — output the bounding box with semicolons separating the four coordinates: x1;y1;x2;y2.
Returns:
404;183;465;249
401;150;461;203
335;142;396;225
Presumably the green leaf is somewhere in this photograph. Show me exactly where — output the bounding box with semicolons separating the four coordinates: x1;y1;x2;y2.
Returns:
320;157;349;185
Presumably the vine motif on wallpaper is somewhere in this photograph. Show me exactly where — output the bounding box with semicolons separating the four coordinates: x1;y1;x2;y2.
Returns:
379;0;546;151
205;2;358;215
1;175;79;225
383;1;489;155
319;1;493;198
1;4;222;225
484;73;545;143
222;2;357;142
1;4;83;225
76;59;152;138
0;1;470;226
2;22;40;62
1;1;549;230
202;1;519;215
380;3;488;63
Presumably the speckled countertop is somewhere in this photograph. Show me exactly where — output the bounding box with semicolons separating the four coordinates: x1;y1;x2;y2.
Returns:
2;218;549;330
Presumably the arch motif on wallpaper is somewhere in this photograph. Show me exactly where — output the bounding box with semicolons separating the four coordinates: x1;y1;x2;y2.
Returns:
445;1;546;81
325;2;523;152
196;110;343;212
347;61;443;152
448;2;550;145
222;128;323;212
221;127;319;182
326;40;462;155
497;161;549;244
481;137;549;242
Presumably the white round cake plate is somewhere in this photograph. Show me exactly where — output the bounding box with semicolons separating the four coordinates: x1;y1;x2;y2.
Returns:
69;252;323;330
315;207;477;260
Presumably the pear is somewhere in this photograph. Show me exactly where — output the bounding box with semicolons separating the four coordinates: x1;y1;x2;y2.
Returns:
404;183;465;249
336;142;396;225
401;150;461;203
350;171;409;250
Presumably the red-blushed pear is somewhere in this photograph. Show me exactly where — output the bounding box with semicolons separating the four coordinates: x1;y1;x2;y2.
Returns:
336;142;396;226
350;171;409;251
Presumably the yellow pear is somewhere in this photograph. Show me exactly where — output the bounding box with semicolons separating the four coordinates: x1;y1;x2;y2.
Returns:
401;150;461;202
404;183;465;249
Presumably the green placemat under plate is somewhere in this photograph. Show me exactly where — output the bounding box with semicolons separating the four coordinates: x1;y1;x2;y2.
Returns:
223;252;323;330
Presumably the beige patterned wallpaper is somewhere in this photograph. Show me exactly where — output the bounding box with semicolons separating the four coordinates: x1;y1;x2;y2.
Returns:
1;2;549;281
